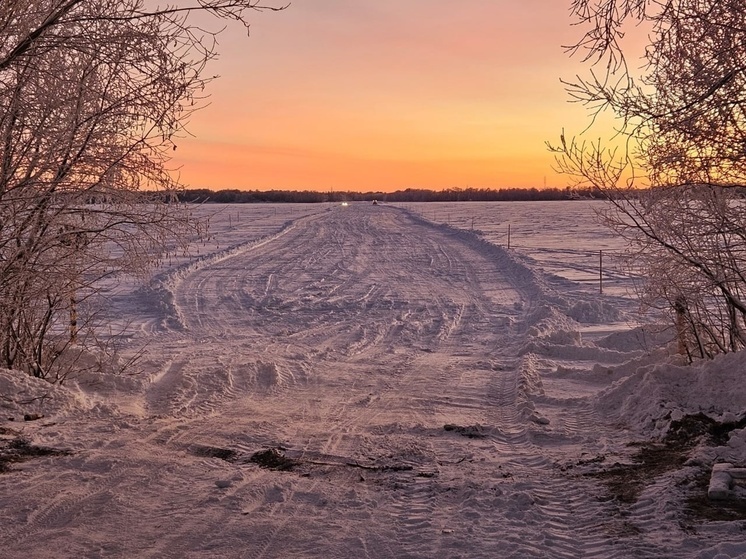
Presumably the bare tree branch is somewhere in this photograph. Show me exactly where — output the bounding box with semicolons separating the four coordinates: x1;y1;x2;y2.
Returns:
0;0;284;380
556;0;746;359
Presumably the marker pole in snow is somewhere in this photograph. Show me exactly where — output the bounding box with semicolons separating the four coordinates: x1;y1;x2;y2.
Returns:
507;224;511;250
599;250;603;294
675;297;688;356
70;292;77;344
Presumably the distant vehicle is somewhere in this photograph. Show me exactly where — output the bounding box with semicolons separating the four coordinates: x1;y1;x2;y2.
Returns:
372;200;378;205
341;202;349;206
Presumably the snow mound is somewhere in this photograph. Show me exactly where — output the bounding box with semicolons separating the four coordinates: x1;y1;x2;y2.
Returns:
596;350;746;438
0;368;82;420
0;345;147;422
595;324;674;353
566;299;622;324
525;304;582;343
516;353;550;424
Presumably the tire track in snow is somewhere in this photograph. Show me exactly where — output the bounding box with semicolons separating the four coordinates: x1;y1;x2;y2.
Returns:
110;205;675;557
151;206;532;556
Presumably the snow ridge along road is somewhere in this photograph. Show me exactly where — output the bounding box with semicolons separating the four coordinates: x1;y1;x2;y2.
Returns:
1;203;719;558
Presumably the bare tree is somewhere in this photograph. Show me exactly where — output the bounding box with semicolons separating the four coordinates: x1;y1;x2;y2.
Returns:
553;0;746;360
0;0;283;380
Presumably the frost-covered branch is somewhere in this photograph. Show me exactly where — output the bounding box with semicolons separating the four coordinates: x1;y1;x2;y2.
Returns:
0;0;284;380
556;0;746;360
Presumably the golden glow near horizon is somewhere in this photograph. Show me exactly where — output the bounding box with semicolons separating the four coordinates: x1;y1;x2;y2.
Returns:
171;1;601;192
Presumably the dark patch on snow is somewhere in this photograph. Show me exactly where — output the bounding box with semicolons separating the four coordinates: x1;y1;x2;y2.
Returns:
0;436;70;473
566;300;621;324
586;414;746;512
249;448;298;471
683;470;746;523
606;520;643;537
189;444;239;462
443;423;488;439
190;443;419;475
588;443;690;504
667;412;746;447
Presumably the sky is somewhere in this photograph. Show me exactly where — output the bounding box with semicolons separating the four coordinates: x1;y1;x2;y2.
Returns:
170;1;600;192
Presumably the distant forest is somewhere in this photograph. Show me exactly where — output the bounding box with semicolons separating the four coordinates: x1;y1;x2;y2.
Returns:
177;186;602;204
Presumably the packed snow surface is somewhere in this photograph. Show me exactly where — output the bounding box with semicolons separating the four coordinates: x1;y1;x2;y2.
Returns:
1;201;744;558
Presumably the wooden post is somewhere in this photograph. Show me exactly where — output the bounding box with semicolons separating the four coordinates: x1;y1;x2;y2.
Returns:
67;229;87;345
675;297;688;356
70;293;77;344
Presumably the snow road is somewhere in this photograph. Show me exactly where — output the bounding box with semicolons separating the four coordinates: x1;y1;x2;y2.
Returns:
1;203;741;558
142;204;622;558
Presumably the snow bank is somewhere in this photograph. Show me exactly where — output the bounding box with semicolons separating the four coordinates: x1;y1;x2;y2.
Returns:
566;299;622;323
595;324;674;353
0;368;80;420
140;214;315;331
428;206;744;463
0;345;148;424
597;350;746;439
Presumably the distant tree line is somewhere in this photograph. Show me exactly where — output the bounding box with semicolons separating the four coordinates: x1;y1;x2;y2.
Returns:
177;186;603;204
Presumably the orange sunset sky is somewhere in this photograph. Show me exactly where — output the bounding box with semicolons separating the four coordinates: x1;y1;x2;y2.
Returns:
171;2;606;192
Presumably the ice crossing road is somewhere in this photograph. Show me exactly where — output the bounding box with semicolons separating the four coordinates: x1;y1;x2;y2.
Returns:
174;205;524;355
1;204;695;559
135;205;636;558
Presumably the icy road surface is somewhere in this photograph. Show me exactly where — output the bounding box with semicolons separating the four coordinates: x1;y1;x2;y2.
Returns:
2;203;736;558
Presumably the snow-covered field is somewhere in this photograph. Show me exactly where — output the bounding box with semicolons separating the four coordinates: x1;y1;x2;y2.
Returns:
2;201;745;558
397;201;632;293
